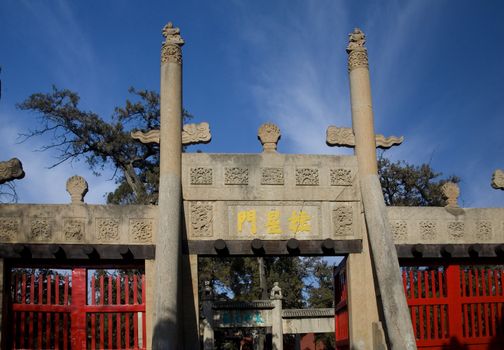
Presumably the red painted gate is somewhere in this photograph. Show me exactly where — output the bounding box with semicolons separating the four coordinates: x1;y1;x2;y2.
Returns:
334;258;349;350
402;264;504;349
8;267;146;350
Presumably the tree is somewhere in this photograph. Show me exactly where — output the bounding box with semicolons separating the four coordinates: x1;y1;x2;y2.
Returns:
378;154;460;206
18;86;192;204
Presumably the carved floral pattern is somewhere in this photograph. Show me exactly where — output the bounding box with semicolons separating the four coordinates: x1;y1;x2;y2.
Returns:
130;219;153;242
182;122;211;145
190;167;213;185
330;169;352;186
391;220;407;240
0;217;19;241
30;218;52;240
476;221;492;240
419;221;437;240
96;218;120;241
346;28;368;71
66;175;88;204
332;206;353;236
261;168;284;185
225;168;249;185
448;222;464;240
258;123;281;153
64;219;85;241
161;22;184;64
190;202;213;237
296;168;319;186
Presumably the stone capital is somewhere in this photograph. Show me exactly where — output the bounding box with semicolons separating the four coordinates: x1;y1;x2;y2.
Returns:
346;28;368;71
161;22;185;64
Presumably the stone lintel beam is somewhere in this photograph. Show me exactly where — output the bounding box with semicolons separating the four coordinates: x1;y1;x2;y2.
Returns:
396;243;504;259
326;126;403;149
0;158;25;184
131;122;211;146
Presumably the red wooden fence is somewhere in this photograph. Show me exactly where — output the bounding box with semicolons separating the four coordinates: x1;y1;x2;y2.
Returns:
334;258;349;350
10;268;146;350
402;264;504;349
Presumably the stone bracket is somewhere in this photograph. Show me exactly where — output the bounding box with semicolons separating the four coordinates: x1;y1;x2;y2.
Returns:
326;126;403;149
183;239;362;255
0;243;155;259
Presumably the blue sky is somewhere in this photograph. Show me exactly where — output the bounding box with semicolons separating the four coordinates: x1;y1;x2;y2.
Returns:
1;0;503;207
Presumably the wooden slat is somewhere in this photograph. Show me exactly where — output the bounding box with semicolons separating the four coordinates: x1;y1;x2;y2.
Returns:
133;274;139;348
125;275;130;349
116;276;121;350
91;276;96;350
100;275;105;349
46;274;52;347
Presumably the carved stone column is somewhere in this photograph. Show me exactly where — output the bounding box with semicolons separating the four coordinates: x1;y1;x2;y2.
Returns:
270;282;283;350
347;28;416;350
152;22;184;350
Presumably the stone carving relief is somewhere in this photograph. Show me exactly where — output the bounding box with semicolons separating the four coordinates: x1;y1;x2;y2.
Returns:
225;168;249;185
131;130;160;144
261;168;284;185
130;219;153;242
391;220;407;240
332;206;353;236
258;123;281;153
296;168;319;186
0;158;25;184
476;221;492;240
441;182;460;208
330;168;352;186
190;167;213;185
182;122;211;145
64;219;85;241
447;222;464;241
190;202;213;237
0;217;20;241
346;28;368;71
419;221;437;240
161;22;184;64
96;218;120;241
66;175;88;204
326;126;403;149
30;218;52;240
492;169;504;190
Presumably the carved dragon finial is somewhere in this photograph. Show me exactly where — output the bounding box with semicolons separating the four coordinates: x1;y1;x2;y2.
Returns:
161;21;185;64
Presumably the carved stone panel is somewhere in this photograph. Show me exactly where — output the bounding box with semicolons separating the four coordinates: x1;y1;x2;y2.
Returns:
330;169;352;186
190;167;213;185
63;218;85;241
419;221;437;240
447;222;464;241
130;219;154;242
391;220;407;240
225;168;249;185
332;206;353;236
476;221;492;240
30;218;52;241
296;168;319;186
0;217;20;241
190;202;213;237
96;218;120;241
261;168;284;185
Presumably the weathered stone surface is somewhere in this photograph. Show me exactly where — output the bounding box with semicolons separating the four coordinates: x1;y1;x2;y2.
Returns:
388;207;504;244
161;22;184;64
326;126;404;149
182;122;211;145
492;169;504;190
66;175;88;204
441;182;460;207
190;202;213;237
181;153;359;201
0;158;25;184
258;123;281;153
295;168;319;186
0;204;156;245
225;167;249;185
330;168;352;186
190;167;213;185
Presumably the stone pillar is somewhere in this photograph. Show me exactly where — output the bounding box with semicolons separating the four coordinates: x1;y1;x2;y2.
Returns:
201;282;214;350
0;258;3;347
145;259;155;350
182;253;200;349
347;28;416;349
152;22;184;350
270;282;283;350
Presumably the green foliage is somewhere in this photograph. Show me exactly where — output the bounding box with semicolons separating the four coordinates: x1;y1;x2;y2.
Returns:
18;86;191;204
378;155;461;206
